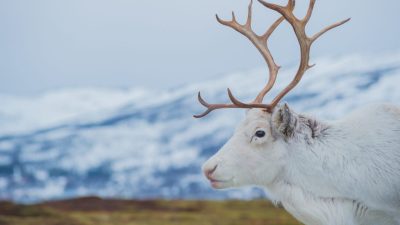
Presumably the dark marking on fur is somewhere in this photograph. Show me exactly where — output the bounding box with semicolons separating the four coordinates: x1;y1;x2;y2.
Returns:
272;104;330;144
299;115;330;143
352;200;368;217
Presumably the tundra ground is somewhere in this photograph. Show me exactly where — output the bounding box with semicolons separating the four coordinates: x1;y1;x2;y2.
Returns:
0;197;301;225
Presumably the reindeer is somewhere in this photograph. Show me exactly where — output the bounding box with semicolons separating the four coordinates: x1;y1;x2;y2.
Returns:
194;0;400;224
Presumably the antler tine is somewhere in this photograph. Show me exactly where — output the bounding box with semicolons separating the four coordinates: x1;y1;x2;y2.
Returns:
261;16;285;41
257;0;350;109
245;0;253;27
194;92;239;118
227;88;251;108
252;16;285;104
311;18;351;43
215;0;284;105
228;88;274;112
257;1;283;14
257;0;295;18
302;0;315;25
197;92;210;107
194;90;266;118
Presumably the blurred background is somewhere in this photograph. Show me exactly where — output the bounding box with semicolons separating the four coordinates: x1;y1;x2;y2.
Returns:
0;0;399;214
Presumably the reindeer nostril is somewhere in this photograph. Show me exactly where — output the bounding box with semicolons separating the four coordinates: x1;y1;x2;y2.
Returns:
205;164;218;177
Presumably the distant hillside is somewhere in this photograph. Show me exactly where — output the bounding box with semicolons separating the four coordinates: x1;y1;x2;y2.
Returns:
0;52;399;203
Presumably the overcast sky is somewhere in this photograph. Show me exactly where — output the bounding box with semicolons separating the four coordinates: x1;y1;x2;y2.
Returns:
0;0;399;95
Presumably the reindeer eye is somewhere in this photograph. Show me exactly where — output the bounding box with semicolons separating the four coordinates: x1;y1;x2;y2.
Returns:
255;130;266;138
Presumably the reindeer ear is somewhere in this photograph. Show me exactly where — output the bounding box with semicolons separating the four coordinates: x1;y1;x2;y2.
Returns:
271;103;298;140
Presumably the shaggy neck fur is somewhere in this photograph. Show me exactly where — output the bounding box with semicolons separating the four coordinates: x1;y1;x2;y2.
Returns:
266;109;398;225
267;112;355;225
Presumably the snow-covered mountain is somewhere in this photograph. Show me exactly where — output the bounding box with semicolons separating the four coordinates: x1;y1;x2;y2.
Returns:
1;52;400;203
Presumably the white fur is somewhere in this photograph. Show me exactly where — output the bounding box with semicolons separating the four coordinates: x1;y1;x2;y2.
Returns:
202;103;400;225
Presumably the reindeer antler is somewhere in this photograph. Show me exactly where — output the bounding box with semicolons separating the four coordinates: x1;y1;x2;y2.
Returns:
194;0;350;118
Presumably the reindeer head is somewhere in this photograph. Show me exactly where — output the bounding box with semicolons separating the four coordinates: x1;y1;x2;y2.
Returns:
194;0;349;189
203;105;302;188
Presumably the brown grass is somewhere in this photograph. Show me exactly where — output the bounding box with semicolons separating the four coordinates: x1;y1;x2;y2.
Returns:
0;197;301;225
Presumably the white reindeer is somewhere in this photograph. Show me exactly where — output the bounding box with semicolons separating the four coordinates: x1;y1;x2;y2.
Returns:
194;1;400;225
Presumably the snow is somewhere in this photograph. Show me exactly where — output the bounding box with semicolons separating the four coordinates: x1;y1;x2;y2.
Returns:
0;88;150;136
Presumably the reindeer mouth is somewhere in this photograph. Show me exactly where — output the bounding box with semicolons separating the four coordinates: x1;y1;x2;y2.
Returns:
207;177;234;189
